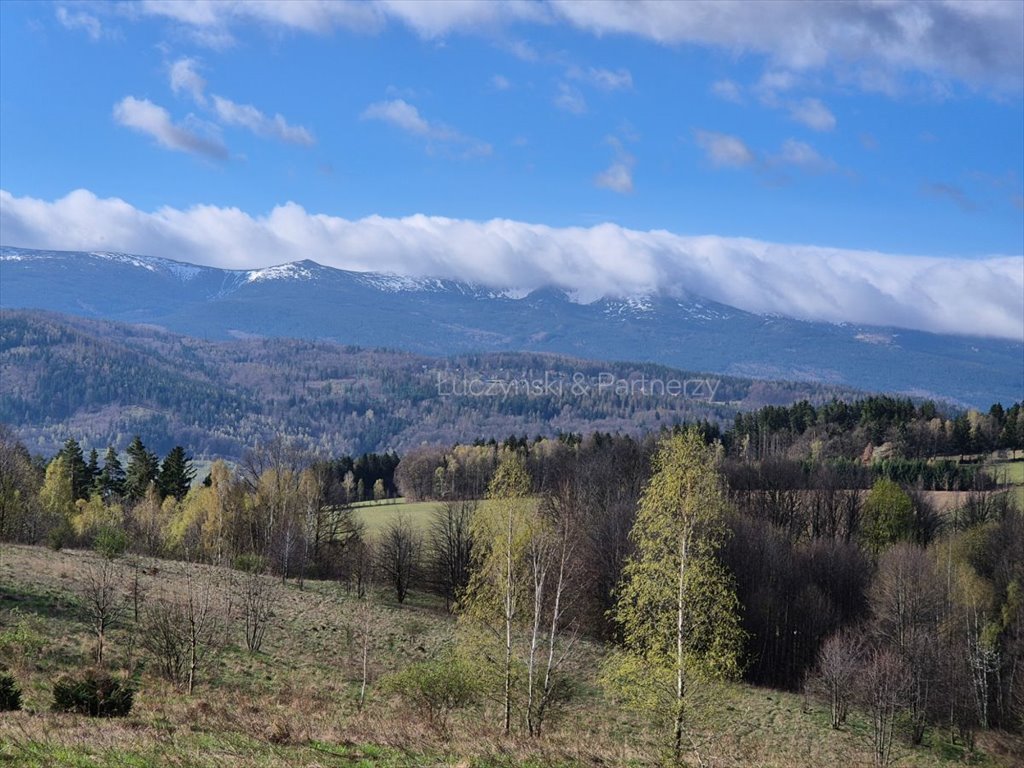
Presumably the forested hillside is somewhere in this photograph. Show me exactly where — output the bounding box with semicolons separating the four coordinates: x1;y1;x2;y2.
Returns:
2;419;1021;766
1;310;868;459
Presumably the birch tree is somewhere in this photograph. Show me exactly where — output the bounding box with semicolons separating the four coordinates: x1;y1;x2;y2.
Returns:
460;451;533;734
602;429;745;762
526;477;581;737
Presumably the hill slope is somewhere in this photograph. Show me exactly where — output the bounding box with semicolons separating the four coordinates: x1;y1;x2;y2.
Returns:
0;309;863;459
1;544;1018;767
2;246;1020;407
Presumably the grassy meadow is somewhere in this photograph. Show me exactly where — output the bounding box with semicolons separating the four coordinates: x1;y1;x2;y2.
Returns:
985;459;1024;508
350;498;443;536
1;544;1021;768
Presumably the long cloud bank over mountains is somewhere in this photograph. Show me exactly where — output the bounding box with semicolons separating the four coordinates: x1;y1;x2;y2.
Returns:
2;188;1021;341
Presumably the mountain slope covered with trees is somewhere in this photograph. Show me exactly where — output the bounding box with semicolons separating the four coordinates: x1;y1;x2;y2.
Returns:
2;309;871;459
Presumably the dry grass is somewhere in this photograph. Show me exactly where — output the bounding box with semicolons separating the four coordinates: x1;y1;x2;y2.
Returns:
0;544;1019;767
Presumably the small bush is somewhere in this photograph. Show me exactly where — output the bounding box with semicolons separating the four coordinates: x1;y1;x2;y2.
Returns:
52;669;134;717
0;668;22;711
94;526;128;560
380;656;479;730
46;525;67;551
0;611;49;668
233;554;267;574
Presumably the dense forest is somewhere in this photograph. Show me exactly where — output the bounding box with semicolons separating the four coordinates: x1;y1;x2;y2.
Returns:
1;388;1022;762
2;310;872;459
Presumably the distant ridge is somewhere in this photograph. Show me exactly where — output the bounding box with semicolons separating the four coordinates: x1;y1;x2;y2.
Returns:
1;246;1021;407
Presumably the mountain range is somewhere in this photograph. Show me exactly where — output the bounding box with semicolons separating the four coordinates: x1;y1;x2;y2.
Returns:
1;246;1021;408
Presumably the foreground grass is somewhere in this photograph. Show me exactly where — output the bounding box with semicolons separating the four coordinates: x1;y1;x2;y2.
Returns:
0;544;1020;767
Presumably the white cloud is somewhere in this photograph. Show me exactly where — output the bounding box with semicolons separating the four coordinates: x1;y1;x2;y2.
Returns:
375;0;549;38
695;132;838;175
922;182;976;212
3;188;1020;340
547;0;1024;91
568;65;633;90
594;162;633;194
361;99;491;157
55;6;104;40
773;139;836;172
754;69;799;103
554;82;586;114
126;2;1023;92
169;57;207;104
211;96;315;146
694;130;755;168
504;39;540;62
167;59;313;146
490;74;512;91
112;97;227;159
710;79;743;103
139;0;384;45
594;136;635;193
788;97;836;131
363;99;431;134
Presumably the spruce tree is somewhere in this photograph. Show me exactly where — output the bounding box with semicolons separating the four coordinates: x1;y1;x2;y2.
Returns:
86;449;100;494
98;447;126;500
123;436;159;502
158;446;195;501
57;438;90;501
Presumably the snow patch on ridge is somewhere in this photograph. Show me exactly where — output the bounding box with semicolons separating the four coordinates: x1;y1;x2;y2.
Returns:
356;273;448;292
245;263;316;283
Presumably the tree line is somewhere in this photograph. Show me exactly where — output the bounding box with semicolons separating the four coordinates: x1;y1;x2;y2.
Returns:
1;400;1021;763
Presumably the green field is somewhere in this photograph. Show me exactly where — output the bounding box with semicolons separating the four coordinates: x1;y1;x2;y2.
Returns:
987;460;1024;485
351;498;447;536
986;460;1024;509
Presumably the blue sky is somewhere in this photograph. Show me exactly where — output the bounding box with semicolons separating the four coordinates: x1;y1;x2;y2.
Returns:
1;1;1022;338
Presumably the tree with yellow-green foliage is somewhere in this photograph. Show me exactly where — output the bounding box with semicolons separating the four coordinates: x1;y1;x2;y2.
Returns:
602;428;745;763
39;455;75;548
459;451;535;734
861;478;915;555
165;461;241;563
71;493;124;545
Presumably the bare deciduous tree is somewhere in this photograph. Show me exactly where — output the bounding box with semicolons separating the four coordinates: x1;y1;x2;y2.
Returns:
856;648;911;768
346;537;375;599
237;560;275;653
428;500;474;611
354;589;375;710
142;597;189;684
526;478;581;737
377;514;420;604
81;557;130;665
871;543;944;744
810;628;866;729
141;565;220;694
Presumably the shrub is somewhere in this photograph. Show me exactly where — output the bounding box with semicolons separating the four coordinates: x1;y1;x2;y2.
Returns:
94;525;128;560
52;669;134;717
0;668;22;711
0;611;48;667
233;553;267;574
380;656;479;730
46;524;67;551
